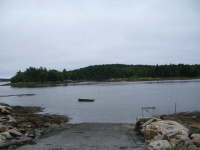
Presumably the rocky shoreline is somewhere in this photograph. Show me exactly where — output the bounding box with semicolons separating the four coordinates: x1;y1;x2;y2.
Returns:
135;112;200;149
105;77;200;82
0;81;76;86
0;94;36;97
1;77;199;86
0;102;74;149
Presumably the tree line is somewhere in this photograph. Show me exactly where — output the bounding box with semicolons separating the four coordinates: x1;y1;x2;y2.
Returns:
10;64;200;83
0;78;10;82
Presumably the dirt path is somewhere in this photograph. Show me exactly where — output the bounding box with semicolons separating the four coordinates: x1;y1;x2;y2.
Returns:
17;123;148;150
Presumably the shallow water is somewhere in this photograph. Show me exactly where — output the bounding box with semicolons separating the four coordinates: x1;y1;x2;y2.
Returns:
0;79;200;123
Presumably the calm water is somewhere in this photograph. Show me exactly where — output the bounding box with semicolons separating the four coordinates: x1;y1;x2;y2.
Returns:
0;80;200;123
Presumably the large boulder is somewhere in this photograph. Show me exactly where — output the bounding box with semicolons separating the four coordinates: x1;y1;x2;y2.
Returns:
135;117;200;150
148;140;171;150
141;120;188;140
152;120;188;135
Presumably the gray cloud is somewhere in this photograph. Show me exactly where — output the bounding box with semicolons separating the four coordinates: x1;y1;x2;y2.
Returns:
0;0;200;78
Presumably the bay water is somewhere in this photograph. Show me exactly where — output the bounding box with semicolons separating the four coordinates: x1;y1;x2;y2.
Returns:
0;79;200;123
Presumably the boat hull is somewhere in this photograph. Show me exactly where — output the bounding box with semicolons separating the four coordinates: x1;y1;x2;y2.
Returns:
78;98;95;102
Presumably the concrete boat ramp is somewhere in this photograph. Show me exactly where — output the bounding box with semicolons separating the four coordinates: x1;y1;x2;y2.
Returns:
17;123;148;150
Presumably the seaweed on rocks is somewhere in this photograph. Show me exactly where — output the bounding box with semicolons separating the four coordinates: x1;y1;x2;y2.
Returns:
0;102;74;149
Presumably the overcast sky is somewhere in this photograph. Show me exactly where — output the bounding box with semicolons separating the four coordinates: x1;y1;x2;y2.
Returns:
0;0;200;78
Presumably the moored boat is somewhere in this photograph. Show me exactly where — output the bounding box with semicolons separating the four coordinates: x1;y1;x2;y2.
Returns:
78;98;95;102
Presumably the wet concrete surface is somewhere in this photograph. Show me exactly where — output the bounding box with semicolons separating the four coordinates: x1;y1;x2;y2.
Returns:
17;123;149;150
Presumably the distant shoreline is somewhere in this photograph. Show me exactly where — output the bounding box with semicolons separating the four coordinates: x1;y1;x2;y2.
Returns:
104;77;200;82
1;77;200;86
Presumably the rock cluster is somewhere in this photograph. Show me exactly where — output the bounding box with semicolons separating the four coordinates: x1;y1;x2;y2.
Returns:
135;117;200;150
0;102;72;148
0;102;27;147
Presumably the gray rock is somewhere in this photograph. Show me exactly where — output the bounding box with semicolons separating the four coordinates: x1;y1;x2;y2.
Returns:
1;132;11;138
8;129;22;136
175;134;190;141
191;134;200;138
142;118;156;127
189;124;200;134
0;102;10;106
143;129;160;140
7;115;17;123
43;122;51;127
136;117;153;123
184;139;195;148
193;135;200;147
164;131;181;140
177;143;185;150
187;145;197;150
154;135;163;140
149;140;171;150
50;124;59;130
192;116;197;120
0;116;8;122
0;124;7;132
1;107;11;115
0;134;6;141
169;138;181;147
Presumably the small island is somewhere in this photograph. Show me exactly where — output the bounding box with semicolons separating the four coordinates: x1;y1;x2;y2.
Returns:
4;64;200;85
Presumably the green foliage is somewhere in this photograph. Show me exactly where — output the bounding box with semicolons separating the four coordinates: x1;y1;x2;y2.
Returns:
130;76;140;79
166;147;178;150
10;64;200;83
11;67;65;83
67;64;200;80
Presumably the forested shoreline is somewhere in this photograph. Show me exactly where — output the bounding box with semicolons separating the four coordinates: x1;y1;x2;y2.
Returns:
10;64;200;83
0;78;10;82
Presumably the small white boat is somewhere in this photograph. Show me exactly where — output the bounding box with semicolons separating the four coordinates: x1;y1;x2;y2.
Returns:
78;98;95;102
